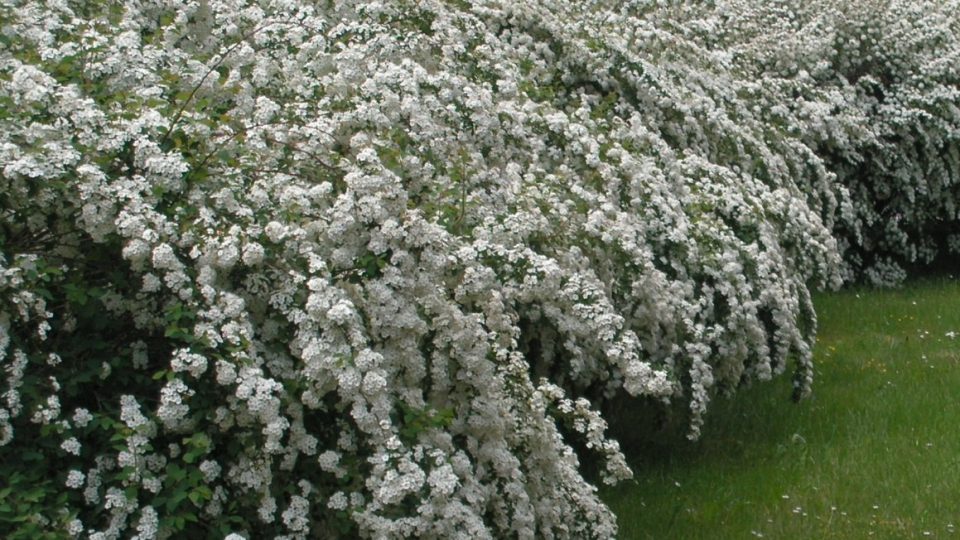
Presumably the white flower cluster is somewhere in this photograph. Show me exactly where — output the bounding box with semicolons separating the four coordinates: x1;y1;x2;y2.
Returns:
705;0;960;284
1;0;957;537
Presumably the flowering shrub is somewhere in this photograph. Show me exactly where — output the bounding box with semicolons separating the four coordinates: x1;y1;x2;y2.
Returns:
0;0;956;538
706;0;960;284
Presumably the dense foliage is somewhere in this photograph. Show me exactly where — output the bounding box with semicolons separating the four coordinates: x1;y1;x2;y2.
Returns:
0;0;957;538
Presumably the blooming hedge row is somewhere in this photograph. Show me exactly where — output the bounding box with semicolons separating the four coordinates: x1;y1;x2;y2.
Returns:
712;0;960;284
0;0;957;538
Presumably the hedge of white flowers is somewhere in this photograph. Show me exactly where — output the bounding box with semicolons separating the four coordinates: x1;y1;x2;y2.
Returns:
1;0;957;538
712;0;960;284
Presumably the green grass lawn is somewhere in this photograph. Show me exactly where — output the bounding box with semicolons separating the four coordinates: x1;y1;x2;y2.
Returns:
603;278;960;539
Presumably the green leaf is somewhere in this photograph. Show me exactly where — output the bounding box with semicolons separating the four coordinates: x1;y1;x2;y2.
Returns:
64;283;88;306
167;490;188;513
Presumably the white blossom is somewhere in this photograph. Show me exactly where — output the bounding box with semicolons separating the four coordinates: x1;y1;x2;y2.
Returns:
65;469;85;489
200;459;222;482
133;506;159;540
72;407;94;428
